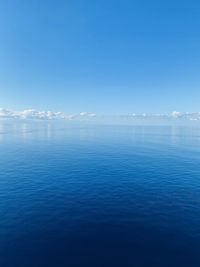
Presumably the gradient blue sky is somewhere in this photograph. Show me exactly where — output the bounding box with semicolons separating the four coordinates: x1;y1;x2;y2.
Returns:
0;0;200;114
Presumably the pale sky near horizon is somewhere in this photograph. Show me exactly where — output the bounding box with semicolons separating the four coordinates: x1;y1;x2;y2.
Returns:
0;0;200;114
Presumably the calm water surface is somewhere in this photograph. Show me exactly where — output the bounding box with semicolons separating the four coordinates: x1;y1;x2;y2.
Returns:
0;122;200;266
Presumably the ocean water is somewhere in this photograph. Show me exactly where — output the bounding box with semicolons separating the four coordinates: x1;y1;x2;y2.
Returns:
0;121;200;267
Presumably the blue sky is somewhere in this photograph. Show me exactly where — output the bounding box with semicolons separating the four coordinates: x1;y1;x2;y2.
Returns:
0;0;200;114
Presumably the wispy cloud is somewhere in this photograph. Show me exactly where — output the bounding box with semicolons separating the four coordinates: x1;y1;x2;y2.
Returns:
0;108;96;120
0;108;200;121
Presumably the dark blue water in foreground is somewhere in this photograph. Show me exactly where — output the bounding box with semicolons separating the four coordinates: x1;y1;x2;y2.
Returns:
0;122;200;267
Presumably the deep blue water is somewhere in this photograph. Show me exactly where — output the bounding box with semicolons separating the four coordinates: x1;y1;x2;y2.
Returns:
0;122;200;267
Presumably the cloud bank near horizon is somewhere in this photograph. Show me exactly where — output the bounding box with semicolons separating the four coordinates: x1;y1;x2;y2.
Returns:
0;108;96;120
0;108;200;121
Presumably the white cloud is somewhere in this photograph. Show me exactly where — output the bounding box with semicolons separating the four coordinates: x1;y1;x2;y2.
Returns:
0;108;96;120
79;112;96;117
0;108;200;121
0;108;68;120
171;111;182;118
0;108;16;118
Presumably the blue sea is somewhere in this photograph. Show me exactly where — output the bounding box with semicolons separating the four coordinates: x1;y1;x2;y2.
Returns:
0;121;200;267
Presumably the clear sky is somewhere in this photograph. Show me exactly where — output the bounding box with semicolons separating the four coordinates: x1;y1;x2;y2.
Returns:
0;0;200;114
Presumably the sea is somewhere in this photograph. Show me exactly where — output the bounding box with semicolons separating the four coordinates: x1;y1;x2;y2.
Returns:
0;121;200;267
